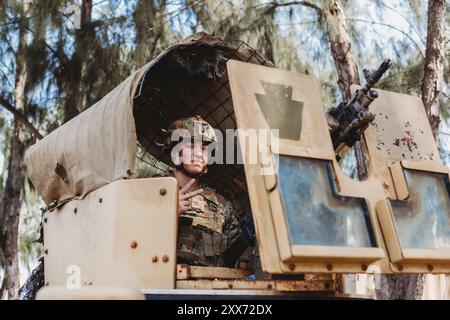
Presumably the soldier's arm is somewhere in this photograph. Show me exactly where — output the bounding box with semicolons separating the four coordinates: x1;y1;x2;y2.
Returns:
222;202;255;268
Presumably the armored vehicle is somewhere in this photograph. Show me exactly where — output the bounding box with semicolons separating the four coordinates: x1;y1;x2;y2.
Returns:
24;33;450;299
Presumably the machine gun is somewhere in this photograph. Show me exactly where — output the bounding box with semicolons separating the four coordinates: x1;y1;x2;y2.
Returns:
327;59;392;158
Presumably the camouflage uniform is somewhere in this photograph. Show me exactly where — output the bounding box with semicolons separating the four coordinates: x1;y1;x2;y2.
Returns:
158;115;243;267
177;184;240;267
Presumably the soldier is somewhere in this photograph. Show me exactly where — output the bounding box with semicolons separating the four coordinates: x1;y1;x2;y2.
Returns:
158;115;253;268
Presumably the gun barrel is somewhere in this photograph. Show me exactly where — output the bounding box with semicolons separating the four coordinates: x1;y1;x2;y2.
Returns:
366;59;392;87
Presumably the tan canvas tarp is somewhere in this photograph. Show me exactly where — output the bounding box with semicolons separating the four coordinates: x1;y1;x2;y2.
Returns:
25;33;271;208
25;64;149;206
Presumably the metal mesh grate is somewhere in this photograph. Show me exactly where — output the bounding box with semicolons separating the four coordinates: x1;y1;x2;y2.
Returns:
132;38;272;213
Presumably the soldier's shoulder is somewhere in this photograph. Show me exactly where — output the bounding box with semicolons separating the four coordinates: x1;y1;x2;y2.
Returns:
201;185;229;205
152;169;174;178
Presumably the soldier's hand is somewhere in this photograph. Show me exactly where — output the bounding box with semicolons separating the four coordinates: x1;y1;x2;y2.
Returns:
178;178;204;216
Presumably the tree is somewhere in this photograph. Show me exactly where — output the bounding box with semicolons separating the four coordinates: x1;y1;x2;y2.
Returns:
0;0;31;300
422;0;447;139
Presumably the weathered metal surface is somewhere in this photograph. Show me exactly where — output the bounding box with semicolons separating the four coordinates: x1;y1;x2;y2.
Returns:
43;178;178;289
177;264;251;280
227;59;388;274
363;86;443;200
176;279;335;292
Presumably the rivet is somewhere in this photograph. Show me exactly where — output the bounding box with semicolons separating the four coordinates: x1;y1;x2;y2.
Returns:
130;241;138;249
288;264;295;271
427;264;434;272
159;188;167;196
152;256;158;263
162;255;169;263
99;198;102;203
361;264;368;271
397;264;404;271
326;263;333;271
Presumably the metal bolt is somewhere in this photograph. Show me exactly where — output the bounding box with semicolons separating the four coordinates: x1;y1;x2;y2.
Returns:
397;264;404;271
152;256;158;263
361;264;368;271
326;263;333;271
288;264;295;271
130;241;138;249
427;264;434;272
99;198;102;203
162;255;169;263
159;188;167;196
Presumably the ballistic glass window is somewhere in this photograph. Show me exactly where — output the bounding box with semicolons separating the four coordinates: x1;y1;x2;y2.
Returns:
390;169;450;250
278;155;377;248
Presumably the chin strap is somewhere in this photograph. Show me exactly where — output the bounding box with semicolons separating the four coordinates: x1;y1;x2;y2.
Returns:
177;162;208;178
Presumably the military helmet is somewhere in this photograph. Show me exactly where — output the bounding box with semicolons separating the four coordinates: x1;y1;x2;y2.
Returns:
159;115;217;149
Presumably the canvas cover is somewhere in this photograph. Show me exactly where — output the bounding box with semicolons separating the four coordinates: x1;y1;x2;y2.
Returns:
25;66;148;206
25;33;271;207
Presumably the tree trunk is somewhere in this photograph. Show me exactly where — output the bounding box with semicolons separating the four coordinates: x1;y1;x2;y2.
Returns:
320;0;360;101
421;0;447;139
0;0;29;300
63;0;93;123
1;123;24;300
320;0;370;179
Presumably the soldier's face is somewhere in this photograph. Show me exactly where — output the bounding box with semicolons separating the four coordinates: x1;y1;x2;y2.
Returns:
180;142;208;175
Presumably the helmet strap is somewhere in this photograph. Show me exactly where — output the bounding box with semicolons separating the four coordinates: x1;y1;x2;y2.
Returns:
178;162;208;178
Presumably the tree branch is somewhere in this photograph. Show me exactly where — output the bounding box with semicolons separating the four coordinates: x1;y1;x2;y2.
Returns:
345;18;426;57
0;97;43;140
265;1;322;12
24;26;70;67
263;1;322;16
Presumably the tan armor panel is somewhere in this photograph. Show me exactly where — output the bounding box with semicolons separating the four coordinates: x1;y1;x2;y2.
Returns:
227;60;387;274
228;60;450;274
363;87;450;273
43;177;178;289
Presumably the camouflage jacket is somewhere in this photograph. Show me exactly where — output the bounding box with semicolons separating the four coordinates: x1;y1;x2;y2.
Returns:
177;184;241;267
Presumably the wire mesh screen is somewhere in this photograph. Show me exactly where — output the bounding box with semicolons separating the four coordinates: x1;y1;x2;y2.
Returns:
132;37;272;214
